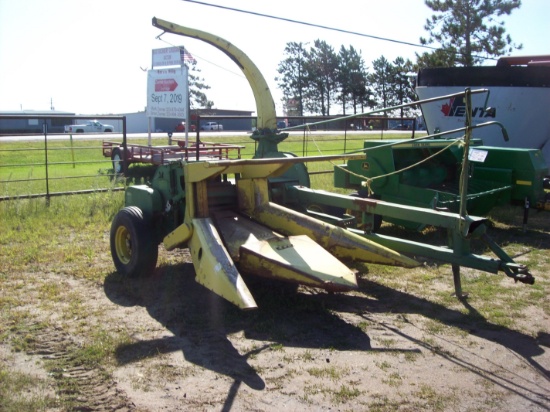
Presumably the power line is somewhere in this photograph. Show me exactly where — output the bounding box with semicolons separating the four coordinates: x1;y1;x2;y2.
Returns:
182;0;439;51
182;0;497;62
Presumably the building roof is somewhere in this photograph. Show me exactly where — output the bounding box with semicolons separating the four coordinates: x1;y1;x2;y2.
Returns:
0;110;75;115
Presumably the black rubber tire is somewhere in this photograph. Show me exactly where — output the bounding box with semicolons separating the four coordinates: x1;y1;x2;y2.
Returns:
110;206;158;278
104;128;112;132
76;129;84;133
111;148;125;174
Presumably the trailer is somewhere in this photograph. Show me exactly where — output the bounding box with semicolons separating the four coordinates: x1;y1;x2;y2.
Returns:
102;139;244;174
415;55;550;168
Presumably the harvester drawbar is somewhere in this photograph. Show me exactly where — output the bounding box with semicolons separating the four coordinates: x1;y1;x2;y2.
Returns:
108;18;535;310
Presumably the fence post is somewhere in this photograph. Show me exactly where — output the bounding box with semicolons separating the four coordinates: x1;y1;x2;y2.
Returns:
70;134;76;167
196;115;201;161
343;120;348;153
43;120;50;206
122;117;128;175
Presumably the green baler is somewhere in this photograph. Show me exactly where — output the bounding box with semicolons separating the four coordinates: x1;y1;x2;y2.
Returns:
334;138;549;229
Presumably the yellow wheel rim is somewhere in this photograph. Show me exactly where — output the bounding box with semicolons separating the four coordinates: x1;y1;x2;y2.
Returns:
115;226;132;264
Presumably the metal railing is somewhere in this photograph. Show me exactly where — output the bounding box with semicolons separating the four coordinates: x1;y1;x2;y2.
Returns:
1;113;421;202
0;115;127;202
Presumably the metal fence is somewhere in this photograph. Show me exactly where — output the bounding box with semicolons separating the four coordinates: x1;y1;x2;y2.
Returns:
0;115;127;202
1;113;419;202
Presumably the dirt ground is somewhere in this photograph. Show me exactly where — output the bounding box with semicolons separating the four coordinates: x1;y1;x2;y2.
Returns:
2;221;550;411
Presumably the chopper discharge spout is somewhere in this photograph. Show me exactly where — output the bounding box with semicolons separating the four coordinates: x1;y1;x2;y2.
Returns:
152;17;277;132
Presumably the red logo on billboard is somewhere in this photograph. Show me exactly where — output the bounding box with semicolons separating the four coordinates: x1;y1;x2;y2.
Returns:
155;79;178;92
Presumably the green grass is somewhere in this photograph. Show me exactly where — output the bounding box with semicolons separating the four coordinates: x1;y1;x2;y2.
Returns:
412;384;457;411
0;132;405;198
0;366;58;412
0;131;547;409
0;139;113;195
332;384;363;403
0;192;124;283
306;365;347;380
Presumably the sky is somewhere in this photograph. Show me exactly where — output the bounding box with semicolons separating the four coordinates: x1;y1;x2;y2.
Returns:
0;0;547;116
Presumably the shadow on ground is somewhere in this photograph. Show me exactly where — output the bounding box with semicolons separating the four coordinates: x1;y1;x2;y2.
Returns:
104;263;378;390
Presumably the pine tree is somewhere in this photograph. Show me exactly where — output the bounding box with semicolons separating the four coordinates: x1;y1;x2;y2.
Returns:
420;0;522;66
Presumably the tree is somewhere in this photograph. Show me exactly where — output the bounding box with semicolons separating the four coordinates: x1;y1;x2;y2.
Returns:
415;48;458;70
187;61;213;109
337;45;369;115
305;40;339;116
421;0;523;66
276;42;310;116
369;56;395;116
391;57;416;119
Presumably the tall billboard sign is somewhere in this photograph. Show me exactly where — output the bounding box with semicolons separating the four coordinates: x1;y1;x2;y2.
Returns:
147;46;193;119
146;67;188;118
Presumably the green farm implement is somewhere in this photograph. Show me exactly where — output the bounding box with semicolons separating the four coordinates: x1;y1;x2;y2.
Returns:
334;137;549;231
108;19;537;309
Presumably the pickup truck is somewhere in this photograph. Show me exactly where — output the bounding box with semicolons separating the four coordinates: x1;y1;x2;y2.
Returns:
200;122;223;131
64;120;114;133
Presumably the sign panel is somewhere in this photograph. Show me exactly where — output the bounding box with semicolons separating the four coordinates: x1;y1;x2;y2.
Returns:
152;47;183;68
468;148;488;163
146;67;188;118
152;46;196;68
